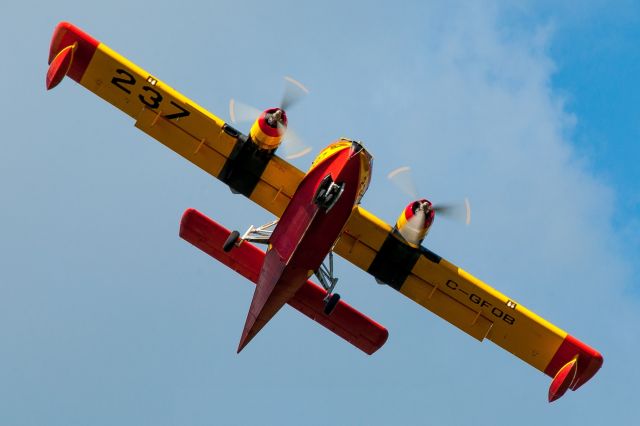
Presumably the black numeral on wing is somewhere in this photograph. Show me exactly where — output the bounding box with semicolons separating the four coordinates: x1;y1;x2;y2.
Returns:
110;69;190;120
164;101;190;120
111;69;136;94
139;86;163;109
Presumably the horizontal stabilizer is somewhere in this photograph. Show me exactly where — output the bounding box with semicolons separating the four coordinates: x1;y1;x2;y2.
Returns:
179;208;389;355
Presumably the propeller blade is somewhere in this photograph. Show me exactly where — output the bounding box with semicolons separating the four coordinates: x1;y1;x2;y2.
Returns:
433;197;471;225
280;76;309;111
465;197;471;225
387;166;419;199
277;122;312;160
229;98;262;124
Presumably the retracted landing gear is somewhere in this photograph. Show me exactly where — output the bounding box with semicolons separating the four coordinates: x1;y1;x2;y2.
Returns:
222;219;278;252
314;175;345;212
315;251;341;315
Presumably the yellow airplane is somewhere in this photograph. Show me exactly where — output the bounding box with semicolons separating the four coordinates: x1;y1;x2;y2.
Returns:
46;21;602;402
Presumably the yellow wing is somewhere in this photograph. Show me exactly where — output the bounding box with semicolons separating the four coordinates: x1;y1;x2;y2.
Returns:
47;22;303;218
334;207;602;396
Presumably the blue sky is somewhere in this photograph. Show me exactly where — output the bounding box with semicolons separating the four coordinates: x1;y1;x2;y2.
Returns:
1;1;638;425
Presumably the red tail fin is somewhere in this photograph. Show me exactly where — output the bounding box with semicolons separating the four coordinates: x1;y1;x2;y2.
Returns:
179;208;388;355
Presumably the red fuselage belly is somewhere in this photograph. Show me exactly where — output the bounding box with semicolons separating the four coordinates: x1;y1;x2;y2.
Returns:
238;143;369;351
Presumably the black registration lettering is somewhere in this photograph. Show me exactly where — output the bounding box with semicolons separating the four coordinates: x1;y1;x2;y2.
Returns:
491;306;504;318
445;282;517;325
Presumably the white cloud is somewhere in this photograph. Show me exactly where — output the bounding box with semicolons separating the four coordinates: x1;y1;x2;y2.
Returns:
350;3;636;419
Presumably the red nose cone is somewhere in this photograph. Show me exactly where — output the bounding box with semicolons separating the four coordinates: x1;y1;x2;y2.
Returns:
265;108;288;126
257;108;288;138
405;199;433;230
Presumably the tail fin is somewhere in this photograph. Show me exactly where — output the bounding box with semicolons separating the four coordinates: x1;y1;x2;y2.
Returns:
179;208;388;355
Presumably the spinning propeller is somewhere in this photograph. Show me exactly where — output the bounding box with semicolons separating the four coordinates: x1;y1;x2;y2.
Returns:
229;76;312;160
387;166;471;226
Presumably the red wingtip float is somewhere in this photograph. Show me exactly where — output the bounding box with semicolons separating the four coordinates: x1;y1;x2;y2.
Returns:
545;334;603;402
549;358;578;403
48;21;603;402
46;43;75;90
46;22;98;89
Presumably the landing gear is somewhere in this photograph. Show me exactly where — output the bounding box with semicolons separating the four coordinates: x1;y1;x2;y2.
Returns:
314;175;345;212
241;219;278;244
315;251;341;316
221;219;278;252
223;230;240;252
323;293;341;315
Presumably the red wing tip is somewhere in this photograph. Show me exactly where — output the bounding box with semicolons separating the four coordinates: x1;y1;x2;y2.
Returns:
47;21;99;86
48;22;70;64
545;334;603;402
571;349;603;391
49;21;80;63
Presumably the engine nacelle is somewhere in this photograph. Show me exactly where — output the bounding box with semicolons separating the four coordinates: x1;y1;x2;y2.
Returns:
393;199;435;246
249;107;287;151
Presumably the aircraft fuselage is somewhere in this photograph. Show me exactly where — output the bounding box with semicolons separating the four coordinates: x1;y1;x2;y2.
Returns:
237;140;373;351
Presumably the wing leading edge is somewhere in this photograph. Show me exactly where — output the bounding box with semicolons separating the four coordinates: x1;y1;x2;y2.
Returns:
334;206;602;401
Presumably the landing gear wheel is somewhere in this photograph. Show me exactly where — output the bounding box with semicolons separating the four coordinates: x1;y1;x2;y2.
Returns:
323;293;340;315
313;175;332;206
315;188;327;204
223;230;240;252
314;176;345;212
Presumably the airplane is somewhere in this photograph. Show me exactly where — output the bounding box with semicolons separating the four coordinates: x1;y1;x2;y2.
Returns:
46;21;602;402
